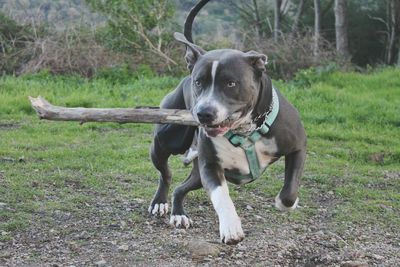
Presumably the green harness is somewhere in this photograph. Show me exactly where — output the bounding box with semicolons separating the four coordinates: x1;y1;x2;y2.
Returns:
223;88;279;183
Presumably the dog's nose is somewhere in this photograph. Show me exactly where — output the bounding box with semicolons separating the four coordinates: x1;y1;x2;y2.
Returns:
197;107;216;124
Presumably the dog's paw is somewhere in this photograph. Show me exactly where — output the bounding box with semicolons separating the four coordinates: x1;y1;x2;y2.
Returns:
219;217;245;245
148;203;169;217
274;195;299;211
169;214;193;229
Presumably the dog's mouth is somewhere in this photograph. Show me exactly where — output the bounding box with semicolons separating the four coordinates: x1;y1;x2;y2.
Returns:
200;111;243;137
202;121;231;137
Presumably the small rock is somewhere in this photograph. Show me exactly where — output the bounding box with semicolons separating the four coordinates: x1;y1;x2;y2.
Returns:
0;251;12;259
133;198;144;204
371;254;384;260
315;230;325;236
340;261;368;267
246;205;253;210
118;244;129;252
185;240;221;259
95;260;107;267
0;202;6;209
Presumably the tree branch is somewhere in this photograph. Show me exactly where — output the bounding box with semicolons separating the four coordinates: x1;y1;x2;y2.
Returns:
29;96;198;126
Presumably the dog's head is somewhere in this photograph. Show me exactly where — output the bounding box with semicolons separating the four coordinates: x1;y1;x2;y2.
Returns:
175;33;272;137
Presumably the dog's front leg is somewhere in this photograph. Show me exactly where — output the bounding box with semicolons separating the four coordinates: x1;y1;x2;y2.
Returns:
210;180;245;245
198;140;244;245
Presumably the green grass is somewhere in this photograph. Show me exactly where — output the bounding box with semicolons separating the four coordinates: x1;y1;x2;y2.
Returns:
0;68;399;235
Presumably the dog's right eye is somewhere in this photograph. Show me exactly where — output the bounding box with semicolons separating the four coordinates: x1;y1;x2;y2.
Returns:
194;80;201;87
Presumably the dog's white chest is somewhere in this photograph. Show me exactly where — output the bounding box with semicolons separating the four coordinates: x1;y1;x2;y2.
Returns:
211;136;278;180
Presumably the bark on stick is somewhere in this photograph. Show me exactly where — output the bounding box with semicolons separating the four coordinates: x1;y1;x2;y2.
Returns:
29;96;198;126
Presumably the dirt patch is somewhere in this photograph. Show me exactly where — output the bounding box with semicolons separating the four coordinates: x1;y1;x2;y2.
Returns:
1;186;398;267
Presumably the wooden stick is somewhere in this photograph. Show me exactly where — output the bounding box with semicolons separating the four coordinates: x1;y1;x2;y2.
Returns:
29;96;199;126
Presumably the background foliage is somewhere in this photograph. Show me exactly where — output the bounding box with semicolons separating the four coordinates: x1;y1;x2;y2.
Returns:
0;0;399;79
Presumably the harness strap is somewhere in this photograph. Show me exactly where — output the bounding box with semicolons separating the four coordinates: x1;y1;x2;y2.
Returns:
223;88;279;182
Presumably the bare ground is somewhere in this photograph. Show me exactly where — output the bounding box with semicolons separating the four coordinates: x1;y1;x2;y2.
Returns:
1;180;398;267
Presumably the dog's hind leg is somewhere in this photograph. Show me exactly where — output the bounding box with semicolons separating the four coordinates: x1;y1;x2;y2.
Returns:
148;136;172;217
275;149;306;211
170;158;202;228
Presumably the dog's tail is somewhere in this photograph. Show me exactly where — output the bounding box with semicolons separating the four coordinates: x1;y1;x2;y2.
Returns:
184;0;211;43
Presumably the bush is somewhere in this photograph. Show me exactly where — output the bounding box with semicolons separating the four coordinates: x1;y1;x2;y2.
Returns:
0;13;37;75
19;26;127;77
94;64;155;84
254;32;352;80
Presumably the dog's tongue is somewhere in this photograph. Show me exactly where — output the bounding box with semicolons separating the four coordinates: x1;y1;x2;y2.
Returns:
204;126;229;137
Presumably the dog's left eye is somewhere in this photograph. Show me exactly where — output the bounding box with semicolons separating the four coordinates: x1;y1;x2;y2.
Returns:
227;81;236;87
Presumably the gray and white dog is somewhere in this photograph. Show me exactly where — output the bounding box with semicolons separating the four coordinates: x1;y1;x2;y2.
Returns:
148;0;306;245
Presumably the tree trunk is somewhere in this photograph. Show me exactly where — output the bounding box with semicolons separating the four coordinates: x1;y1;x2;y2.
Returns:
29;96;198;126
313;0;321;58
274;0;282;41
386;0;397;64
253;0;263;39
291;0;306;37
334;0;350;58
397;41;400;66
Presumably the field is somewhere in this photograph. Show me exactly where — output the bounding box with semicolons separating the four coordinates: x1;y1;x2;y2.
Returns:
0;68;399;266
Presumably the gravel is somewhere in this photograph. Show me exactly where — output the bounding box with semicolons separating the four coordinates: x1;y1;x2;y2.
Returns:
1;190;398;266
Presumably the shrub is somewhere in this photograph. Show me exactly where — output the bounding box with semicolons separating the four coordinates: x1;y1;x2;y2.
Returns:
0;13;37;75
255;32;351;80
19;26;126;77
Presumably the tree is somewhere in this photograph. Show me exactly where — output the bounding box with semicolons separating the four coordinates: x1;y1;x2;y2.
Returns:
85;0;176;66
224;0;270;40
313;0;321;58
291;0;307;37
334;0;350;58
386;0;398;64
274;0;282;41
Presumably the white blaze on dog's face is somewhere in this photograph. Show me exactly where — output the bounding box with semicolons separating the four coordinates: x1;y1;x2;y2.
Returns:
193;61;229;132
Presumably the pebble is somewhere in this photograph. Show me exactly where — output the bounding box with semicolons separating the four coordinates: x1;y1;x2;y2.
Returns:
246;205;253;210
118;244;129;252
0;202;6;209
372;254;384;260
315;230;325;236
340;261;368;267
95;260;107;267
185;240;221;259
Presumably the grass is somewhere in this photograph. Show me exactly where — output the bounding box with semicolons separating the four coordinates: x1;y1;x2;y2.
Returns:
0;68;399;239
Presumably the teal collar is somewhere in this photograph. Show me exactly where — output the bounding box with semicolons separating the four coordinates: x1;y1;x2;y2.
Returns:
223;87;279;183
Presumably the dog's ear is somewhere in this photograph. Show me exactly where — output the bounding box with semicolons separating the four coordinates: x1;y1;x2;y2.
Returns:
244;51;268;73
174;32;205;72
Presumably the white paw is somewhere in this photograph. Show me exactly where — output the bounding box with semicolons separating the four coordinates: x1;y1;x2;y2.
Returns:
169;214;192;229
219;217;245;245
148;203;168;216
275;195;299;211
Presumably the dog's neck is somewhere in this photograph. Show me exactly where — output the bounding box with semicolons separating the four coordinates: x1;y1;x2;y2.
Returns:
251;74;274;127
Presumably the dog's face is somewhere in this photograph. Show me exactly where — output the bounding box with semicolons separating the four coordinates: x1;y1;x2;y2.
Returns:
174;33;268;137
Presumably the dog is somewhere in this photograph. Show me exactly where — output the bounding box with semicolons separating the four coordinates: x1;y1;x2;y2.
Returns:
148;0;306;245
